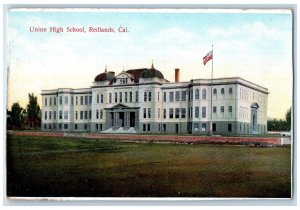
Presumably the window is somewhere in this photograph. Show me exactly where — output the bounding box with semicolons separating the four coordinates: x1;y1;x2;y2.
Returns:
228;124;232;132
191;107;193;118
59;111;62;119
194;123;199;131
143;124;146;131
147;124;150;131
229;88;233;94
169;108;174;118
163;92;166;102
125;92;128;102
175;108;180;118
115;93;118;103
64;111;68;120
175;91;180;101
136;91;138;102
84;124;87;130
44;111;47;120
195;89;200;99
59;124;62;130
163;109;166;119
202;89;207;99
49;98;52;106
45;98;48;106
89;96;92;104
213;106;217;113
101;94;103;103
80;96;83;105
89;110;92;119
221;106;224;113
64;124;68;129
119;92;122;103
213;88;217;94
202;123;207;131
65;96;68;105
181;91;186;101
158;124;161;132
163;124;166;132
100;124;102;131
96;110;99;119
96;124;98;131
202;107;207;118
59;96;62;105
148;108;151;118
53;124;56;129
195;107;199;118
97;95;99;103
100;110;103;119
129;92;132;102
148;92;152;102
75;111;78;120
49;111;52;120
169;92;174;102
144;92;147;102
181;108;186;118
54;97;57;106
143;108;147;118
109;93;112;103
84;111;88;120
54;111;56;120
48;124;52;129
80;111;83;120
228;106;232;113
221;88;225;94
75;97;78;105
71;96;74;105
85;96;88;105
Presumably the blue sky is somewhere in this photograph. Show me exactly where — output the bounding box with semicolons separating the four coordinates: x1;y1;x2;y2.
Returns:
8;9;293;119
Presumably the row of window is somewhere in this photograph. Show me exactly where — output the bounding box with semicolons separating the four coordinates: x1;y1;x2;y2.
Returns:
44;95;92;106
44;110;93;120
43;123;103;131
111;91;139;103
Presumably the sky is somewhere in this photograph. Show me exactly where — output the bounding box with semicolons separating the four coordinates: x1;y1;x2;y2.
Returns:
7;9;293;119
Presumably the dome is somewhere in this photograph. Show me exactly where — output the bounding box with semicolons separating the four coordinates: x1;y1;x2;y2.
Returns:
94;71;115;82
141;68;164;79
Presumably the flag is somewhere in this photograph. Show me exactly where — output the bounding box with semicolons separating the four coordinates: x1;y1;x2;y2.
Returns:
203;50;213;65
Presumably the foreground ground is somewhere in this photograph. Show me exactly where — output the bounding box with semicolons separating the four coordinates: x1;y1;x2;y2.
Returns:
6;135;291;198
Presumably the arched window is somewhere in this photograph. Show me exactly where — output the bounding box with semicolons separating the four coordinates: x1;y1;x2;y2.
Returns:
229;87;233;94
221;88;224;94
195;89;199;99
202;89;207;99
213;88;217;94
144;92;147;102
148;92;152;102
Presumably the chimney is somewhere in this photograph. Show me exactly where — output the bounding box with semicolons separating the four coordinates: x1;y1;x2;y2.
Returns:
175;68;180;82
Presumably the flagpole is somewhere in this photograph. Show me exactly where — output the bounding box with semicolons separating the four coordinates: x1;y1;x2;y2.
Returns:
210;45;214;136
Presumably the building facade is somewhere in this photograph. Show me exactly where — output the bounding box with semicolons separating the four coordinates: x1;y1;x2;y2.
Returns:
41;65;268;135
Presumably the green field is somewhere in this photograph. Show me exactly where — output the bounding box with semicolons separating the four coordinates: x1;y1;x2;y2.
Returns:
6;135;291;197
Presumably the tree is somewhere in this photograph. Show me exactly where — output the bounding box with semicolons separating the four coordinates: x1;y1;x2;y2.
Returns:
10;103;23;129
26;93;41;128
286;107;291;131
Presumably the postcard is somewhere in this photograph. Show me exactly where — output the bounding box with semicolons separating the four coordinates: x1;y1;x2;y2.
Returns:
5;7;293;200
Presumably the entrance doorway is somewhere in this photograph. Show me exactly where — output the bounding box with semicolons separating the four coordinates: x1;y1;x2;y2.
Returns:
130;112;135;127
119;112;125;127
212;123;216;132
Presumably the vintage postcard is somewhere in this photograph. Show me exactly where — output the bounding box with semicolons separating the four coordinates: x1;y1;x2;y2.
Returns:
5;7;293;200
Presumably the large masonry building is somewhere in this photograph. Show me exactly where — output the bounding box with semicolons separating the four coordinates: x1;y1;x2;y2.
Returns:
41;65;268;134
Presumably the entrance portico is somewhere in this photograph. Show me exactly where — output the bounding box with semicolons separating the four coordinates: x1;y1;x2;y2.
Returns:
104;103;140;131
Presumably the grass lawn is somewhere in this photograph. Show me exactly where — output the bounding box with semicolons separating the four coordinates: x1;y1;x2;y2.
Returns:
6;134;291;198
